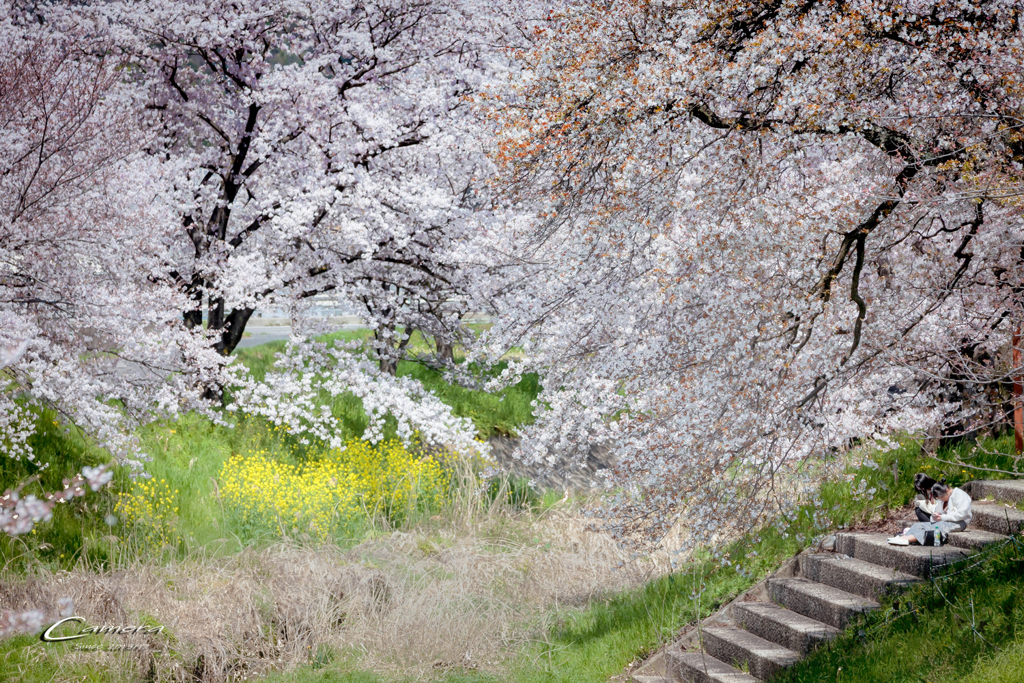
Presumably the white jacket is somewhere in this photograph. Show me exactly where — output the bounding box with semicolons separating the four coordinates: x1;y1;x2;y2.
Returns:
936;487;973;525
915;497;936;514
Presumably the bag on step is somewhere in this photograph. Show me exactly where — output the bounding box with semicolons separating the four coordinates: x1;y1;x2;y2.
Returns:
923;526;947;546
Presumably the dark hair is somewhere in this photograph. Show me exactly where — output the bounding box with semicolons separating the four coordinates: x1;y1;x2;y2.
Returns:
931;481;950;499
913;473;937;497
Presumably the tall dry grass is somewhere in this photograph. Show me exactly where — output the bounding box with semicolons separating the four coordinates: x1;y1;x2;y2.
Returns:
0;503;670;681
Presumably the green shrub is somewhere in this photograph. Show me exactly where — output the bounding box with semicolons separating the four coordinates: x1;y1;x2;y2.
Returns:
485;475;541;510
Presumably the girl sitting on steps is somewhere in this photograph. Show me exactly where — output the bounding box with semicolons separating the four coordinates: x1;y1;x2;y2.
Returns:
887;482;972;546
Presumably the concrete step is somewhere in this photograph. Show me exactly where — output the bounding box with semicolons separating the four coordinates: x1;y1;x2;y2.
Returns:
632;676;674;683
800;553;919;599
702;627;801;681
668;648;761;683
732;601;839;654
968;479;1024;505
971;502;1024;536
768;577;878;630
945;528;1009;551
835;533;970;577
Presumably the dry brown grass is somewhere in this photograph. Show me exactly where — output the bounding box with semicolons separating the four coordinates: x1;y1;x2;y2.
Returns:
0;504;671;682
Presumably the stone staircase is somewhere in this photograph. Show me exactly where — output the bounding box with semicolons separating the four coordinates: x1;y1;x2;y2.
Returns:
631;479;1024;683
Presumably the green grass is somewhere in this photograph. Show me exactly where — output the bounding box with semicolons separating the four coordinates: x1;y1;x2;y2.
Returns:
931;431;1023;479
505;559;750;683
0;634;141;683
960;638;1024;683
1;331;542;567
11;529;1016;683
260;667;497;683
0;411;124;571
131;411;256;553
399;361;539;439
233;330;375;383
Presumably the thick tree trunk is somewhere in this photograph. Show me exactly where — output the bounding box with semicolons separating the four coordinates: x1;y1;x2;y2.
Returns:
213;306;255;356
183;309;202;329
182;272;204;330
435;337;454;365
375;324;398;376
374;323;415;376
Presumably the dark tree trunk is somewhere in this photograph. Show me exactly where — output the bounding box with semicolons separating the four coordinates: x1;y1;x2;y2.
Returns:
379;356;397;376
183;309;202;329
213;306;255;356
435;337;454;364
374;323;398;376
183;272;204;330
374;323;415;376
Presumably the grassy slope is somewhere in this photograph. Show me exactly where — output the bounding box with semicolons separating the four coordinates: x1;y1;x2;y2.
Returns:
0;415;124;571
2;334;1022;682
4;532;1021;683
235;333;539;443
238;331;539;440
0;633;140;683
241;438;1021;683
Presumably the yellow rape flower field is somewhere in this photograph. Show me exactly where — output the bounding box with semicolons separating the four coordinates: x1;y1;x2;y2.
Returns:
219;439;450;541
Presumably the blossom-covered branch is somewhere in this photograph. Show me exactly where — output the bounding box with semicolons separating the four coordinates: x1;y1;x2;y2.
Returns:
227;338;485;457
484;0;1024;552
1;8;230;467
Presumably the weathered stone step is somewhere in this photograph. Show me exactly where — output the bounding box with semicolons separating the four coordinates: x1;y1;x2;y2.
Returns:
668;648;761;683
835;533;970;577
632;675;674;683
768;577;878;630
971;502;1024;536
944;528;1008;551
732;601;839;654
702;626;801;681
968;479;1024;505
800;553;919;599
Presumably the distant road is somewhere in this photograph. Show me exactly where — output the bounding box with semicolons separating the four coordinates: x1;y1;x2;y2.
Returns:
235;327;292;348
235;323;367;349
234;314;493;349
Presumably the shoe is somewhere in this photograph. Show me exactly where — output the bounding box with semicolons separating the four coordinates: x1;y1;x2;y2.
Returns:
887;536;910;546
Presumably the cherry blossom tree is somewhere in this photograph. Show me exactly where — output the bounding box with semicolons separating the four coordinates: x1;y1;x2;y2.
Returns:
1;0;515;525
98;0;504;374
485;0;1024;551
0;9;228;474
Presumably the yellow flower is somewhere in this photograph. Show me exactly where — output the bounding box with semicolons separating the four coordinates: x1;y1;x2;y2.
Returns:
218;436;449;540
116;477;180;548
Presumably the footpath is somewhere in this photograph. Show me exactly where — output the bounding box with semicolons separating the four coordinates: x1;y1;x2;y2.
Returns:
630;479;1024;683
